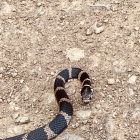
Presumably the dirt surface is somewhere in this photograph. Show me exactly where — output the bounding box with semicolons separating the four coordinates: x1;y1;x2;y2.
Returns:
0;0;140;140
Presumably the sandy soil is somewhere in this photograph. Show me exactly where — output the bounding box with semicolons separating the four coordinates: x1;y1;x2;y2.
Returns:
0;0;140;140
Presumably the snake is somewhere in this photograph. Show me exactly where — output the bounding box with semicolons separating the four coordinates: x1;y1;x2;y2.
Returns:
1;67;93;140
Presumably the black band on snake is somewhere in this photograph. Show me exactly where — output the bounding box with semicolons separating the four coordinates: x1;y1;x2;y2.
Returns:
1;67;93;140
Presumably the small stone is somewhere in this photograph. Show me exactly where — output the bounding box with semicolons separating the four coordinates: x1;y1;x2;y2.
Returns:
72;124;76;129
0;74;2;78
128;88;134;96
51;72;54;76
75;123;79;127
73;90;76;94
46;77;49;81
128;75;137;84
83;120;88;124
56;134;84;140
12;113;19;119
94;22;104;34
7;98;11;103
95;104;100;109
104;19;108;23
0;99;3;103
15;117;20;123
37;3;42;6
135;27;139;31
11;72;17;77
86;29;93;36
127;30;131;36
75;110;91;119
24;17;28;21
39;67;41;71
65;84;69;88
20;79;24;83
12;9;16;12
20;116;29;124
108;79;115;84
7;128;13;133
127;68;132;72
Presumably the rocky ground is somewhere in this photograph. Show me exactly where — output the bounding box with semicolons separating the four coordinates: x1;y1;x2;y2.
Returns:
0;0;140;140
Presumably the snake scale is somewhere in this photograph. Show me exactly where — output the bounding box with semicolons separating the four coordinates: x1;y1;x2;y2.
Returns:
1;67;93;140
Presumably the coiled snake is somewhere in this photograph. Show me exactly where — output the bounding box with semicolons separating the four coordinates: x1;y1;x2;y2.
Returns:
1;67;93;140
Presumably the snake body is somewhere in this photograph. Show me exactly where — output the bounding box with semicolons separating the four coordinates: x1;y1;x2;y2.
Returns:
2;67;93;140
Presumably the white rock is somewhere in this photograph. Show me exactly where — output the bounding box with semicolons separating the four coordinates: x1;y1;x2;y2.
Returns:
128;75;137;84
75;123;79;127
75;110;91;119
11;72;17;77
128;88;134;96
0;67;4;73
56;134;84;140
94;1;111;10
108;79;115;85
20;116;29;124
46;77;49;81
20;79;24;83
86;29;93;35
82;120;88;124
0;99;3;103
135;27;139;31
66;48;84;61
51;72;54;76
22;85;29;92
94;22;104;34
95;104;100;109
12;113;19;119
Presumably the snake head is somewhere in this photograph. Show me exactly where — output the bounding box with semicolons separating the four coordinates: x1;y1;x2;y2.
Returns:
81;86;93;104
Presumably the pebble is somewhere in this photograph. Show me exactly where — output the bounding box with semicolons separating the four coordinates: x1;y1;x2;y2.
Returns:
94;1;111;10
128;75;137;84
95;104;100;109
75;123;79;127
127;68;132;72
46;77;49;81
19;116;30;124
24;17;28;21
65;84;69;88
56;134;84;140
94;22;104;34
12;113;19;119
11;72;17;77
104;19;108;23
128;88;134;96
37;3;42;6
0;99;3;103
82;120;88;124
51;72;54;76
0;67;4;73
108;79;115;84
86;29;93;36
12;9;16;12
114;67;126;73
20;79;24;83
75;110;91;118
135;27;139;31
73;90;76;94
